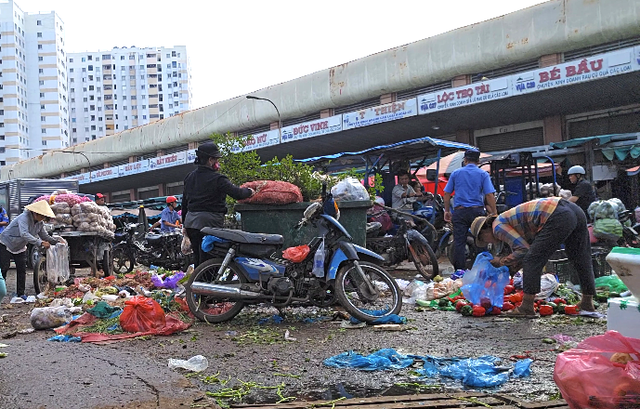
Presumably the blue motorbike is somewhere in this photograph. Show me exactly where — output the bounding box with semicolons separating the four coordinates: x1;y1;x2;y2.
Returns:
185;190;402;323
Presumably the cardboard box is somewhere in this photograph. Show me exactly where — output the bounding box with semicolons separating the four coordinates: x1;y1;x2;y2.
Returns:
607;297;640;339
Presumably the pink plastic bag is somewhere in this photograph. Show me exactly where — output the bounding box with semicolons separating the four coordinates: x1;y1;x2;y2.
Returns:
554;330;640;408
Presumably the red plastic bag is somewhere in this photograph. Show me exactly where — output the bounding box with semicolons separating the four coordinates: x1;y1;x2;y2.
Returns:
554;330;640;409
282;245;310;263
238;180;303;205
120;296;166;333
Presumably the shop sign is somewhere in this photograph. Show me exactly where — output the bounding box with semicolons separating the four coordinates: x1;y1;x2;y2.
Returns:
90;166;119;182
513;47;635;95
118;159;149;177
281;114;342;143
343;99;417;130
231;129;280;153
149;151;187;170
635;45;640;70
74;172;92;185
187;149;197;163
418;78;510;114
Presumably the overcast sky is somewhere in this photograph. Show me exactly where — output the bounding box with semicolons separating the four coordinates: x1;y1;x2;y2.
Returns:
16;0;548;109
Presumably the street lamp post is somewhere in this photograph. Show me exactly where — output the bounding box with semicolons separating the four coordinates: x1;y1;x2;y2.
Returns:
246;95;282;142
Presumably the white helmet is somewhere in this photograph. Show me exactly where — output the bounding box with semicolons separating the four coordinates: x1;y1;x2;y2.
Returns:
374;196;385;206
568;165;586;175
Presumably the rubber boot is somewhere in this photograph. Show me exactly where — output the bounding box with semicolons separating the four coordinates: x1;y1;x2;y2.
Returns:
578;294;595;312
520;293;536;315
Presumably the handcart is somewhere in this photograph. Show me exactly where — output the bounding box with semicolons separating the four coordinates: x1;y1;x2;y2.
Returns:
33;230;112;294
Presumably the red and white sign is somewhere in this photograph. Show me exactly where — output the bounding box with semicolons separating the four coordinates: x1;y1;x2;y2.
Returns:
149;151;187;170
281;114;342;143
118;159;149;177
343;99;417;130
90;166;118;182
231;129;280;153
513;48;635;95
418;78;510;114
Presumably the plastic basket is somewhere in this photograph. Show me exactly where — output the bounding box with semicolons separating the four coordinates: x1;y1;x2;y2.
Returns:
546;248;612;284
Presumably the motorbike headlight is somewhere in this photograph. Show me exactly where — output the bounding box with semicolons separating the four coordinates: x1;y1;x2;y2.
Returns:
303;202;322;220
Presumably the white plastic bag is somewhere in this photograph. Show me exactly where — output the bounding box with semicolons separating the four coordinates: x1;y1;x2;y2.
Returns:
30;306;81;330
536;273;559;300
46;241;70;285
181;232;193;255
331;177;370;202
168;355;209;372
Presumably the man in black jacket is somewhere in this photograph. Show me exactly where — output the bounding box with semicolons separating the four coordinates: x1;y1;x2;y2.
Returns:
182;142;254;266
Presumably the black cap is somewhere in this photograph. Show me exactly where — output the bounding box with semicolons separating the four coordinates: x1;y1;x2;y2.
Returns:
464;149;481;161
197;142;222;158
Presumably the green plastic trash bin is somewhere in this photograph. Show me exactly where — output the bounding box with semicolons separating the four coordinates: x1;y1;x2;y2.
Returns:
234;201;371;250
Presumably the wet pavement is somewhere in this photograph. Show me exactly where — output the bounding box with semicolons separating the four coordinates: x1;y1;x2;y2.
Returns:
0;265;607;408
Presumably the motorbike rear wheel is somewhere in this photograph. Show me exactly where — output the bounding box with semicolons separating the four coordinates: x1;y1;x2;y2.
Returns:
335;261;402;323
185;259;248;323
112;245;135;274
408;239;439;280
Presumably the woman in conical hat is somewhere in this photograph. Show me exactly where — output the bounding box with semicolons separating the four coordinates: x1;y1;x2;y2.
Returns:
0;200;59;300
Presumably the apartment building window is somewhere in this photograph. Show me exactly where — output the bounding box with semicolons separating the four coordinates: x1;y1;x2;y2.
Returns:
37;32;42;38
90;115;95;121
171;51;176;57
0;110;3;115
129;55;135;60
139;65;144;69
84;127;89;132
39;80;44;85
83;108;88;112
132;105;137;110
37;20;42;25
41;128;46;134
38;56;43;61
42;141;47;146
88;75;93;81
99;127;103;131
90;105;95;111
70;78;74;83
38;44;42;50
89;85;94;91
38;68;43;74
82;97;87;102
40;104;45;109
88;65;93;71
70;68;74;73
40;115;46;121
91;125;96;131
123;106;127;110
72;128;76;133
69;58;73;63
142;105;146;109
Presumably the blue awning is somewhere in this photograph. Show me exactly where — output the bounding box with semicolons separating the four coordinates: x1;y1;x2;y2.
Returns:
296;136;476;167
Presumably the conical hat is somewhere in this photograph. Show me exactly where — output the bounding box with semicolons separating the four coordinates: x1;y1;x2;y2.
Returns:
25;200;56;219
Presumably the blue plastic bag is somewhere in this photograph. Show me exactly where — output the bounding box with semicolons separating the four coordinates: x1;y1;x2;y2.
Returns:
461;252;510;308
201;235;228;253
323;348;414;371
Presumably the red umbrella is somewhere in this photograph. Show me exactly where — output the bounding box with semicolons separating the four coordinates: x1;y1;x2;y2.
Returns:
416;151;491;178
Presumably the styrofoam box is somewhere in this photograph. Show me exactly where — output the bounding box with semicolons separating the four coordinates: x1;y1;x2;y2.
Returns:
606;247;640;298
607;297;640;340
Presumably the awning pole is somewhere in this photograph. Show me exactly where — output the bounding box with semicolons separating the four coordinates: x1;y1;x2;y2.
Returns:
544;156;557;195
434;149;442;195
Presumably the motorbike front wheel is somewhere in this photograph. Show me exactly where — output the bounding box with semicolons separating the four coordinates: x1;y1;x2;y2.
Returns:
335;261;402;323
112;246;135;274
185;259;248;323
408;239;439;280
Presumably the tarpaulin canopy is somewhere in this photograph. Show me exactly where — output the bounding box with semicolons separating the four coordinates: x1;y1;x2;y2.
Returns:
603;145;640;161
296;136;475;169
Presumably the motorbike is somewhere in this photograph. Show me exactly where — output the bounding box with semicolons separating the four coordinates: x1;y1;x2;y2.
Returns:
112;223;193;273
366;206;439;280
184;189;402;324
412;193;452;260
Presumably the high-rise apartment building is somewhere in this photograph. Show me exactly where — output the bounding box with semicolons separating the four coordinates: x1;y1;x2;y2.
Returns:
0;0;68;165
68;45;191;144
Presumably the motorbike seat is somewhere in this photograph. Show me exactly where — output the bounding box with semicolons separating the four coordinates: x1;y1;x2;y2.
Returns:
145;234;164;244
200;227;284;245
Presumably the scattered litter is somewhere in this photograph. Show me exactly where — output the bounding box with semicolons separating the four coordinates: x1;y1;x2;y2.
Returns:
553;334;574;344
30;306;82;330
48;334;81;342
9;297;24;304
24;296;36;303
350;313;406;325
0;352;6;358
324;348;532;388
579;310;606;318
225;331;238;336
0;343;8;348
258;314;284;325
18;328;35;334
542;338;557;344
284;330;297;341
372;324;404;331
395;279;411;291
168;355;208;372
86;301;121;319
340;321;366;329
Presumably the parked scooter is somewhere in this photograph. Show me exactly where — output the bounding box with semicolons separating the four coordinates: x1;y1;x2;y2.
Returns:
412;193;452;259
184;188;402;324
112;223;193;273
366;205;439;280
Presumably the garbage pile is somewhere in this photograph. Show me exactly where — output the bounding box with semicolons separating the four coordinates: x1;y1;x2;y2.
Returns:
27;267;193;343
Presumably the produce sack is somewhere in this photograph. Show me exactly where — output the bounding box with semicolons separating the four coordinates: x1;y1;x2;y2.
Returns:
31;306;81;330
461;252;510;308
120;296;166;333
331;177;370;202
46;241;71;285
238;180;302;205
181;233;193;255
554;330;640;409
282;245;310;263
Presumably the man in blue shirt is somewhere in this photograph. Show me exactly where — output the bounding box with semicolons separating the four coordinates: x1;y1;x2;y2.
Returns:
160;196;181;233
443;149;497;270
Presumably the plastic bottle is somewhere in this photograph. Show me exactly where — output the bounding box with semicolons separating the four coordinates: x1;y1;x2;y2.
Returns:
312;238;325;278
168;355;209;372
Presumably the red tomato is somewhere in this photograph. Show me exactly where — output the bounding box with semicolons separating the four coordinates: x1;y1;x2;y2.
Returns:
472;305;486;317
502;301;515;311
539;305;554;316
490;307;502;315
504;285;515;295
